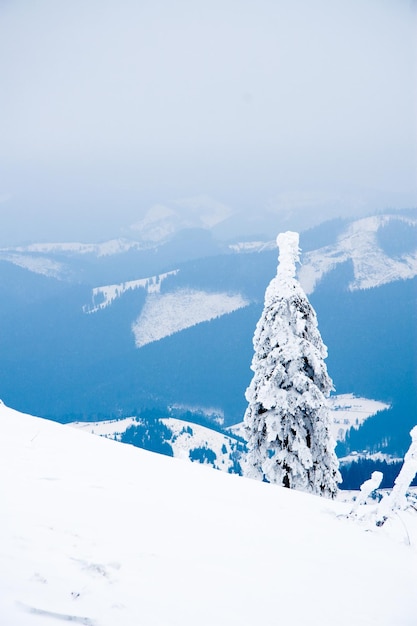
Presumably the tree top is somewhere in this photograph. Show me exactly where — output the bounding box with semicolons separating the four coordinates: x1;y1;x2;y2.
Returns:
276;231;300;281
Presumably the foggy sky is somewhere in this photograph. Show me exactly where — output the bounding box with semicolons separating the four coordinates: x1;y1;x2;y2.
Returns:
0;0;416;245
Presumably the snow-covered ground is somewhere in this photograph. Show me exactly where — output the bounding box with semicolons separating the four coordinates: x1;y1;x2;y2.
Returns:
70;395;393;476
69;417;139;440
298;215;417;293
132;289;249;347
0;252;67;279
83;270;179;314
0;239;151;280
2;239;145;257
84;276;249;343
71;416;243;473
328;394;390;442
1;401;416;626
229;240;277;253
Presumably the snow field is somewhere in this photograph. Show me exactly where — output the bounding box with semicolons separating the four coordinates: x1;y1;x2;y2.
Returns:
298;215;417;294
1;402;417;626
132;289;249;347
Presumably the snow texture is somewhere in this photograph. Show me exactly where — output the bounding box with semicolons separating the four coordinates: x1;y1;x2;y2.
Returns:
377;426;417;525
69;417;139;440
3;238;146;257
83;270;178;313
328;394;390;442
132;289;249;347
0;252;67;279
1;402;417;626
229;240;277;253
244;231;340;497
350;471;383;514
232;394;391;445
298;215;417;293
70;416;241;474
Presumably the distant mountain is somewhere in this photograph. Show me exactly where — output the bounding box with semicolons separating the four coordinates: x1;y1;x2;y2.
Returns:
0;210;415;476
71;412;245;475
70;394;414;489
299;214;417;293
128;196;234;244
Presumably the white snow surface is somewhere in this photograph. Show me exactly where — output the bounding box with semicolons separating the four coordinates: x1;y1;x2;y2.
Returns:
229;240;277;253
69;417;138;439
377;426;417;521
276;230;300;281
83;271;179;313
298;215;417;293
229;215;417;293
71;416;240;473
0;252;67;279
328;394;390;442
161;418;235;464
1;402;417;626
4;238;145;257
132;289;249;347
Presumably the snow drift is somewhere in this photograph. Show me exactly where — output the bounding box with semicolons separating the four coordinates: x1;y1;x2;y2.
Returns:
1;402;417;625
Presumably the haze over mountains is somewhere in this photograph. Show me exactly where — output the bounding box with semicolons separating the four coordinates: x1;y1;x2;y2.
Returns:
0;208;416;487
1;1;415;245
1;3;416;621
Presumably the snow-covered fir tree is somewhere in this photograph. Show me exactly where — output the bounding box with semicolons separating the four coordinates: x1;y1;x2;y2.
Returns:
243;231;341;498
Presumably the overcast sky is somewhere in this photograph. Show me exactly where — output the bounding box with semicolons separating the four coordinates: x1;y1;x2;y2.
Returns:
0;0;416;244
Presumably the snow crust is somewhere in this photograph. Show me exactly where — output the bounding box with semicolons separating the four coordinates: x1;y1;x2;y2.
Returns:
132;289;249;347
1;402;417;626
299;215;417;293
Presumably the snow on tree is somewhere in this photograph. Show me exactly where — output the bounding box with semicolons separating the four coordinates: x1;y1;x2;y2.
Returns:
243;231;341;498
376;425;417;526
350;471;383;516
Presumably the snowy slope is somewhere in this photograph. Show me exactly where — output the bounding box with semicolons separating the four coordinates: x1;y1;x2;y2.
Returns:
229;240;277;253
129;197;233;243
69;417;139;439
83;273;249;344
1;402;417;626
2;238;145;257
0;239;147;279
0;252;67;279
328;394;390;442
2;214;415;291
69;395;390;476
83;270;179;313
71;416;244;473
132;289;249;347
298;215;417;293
